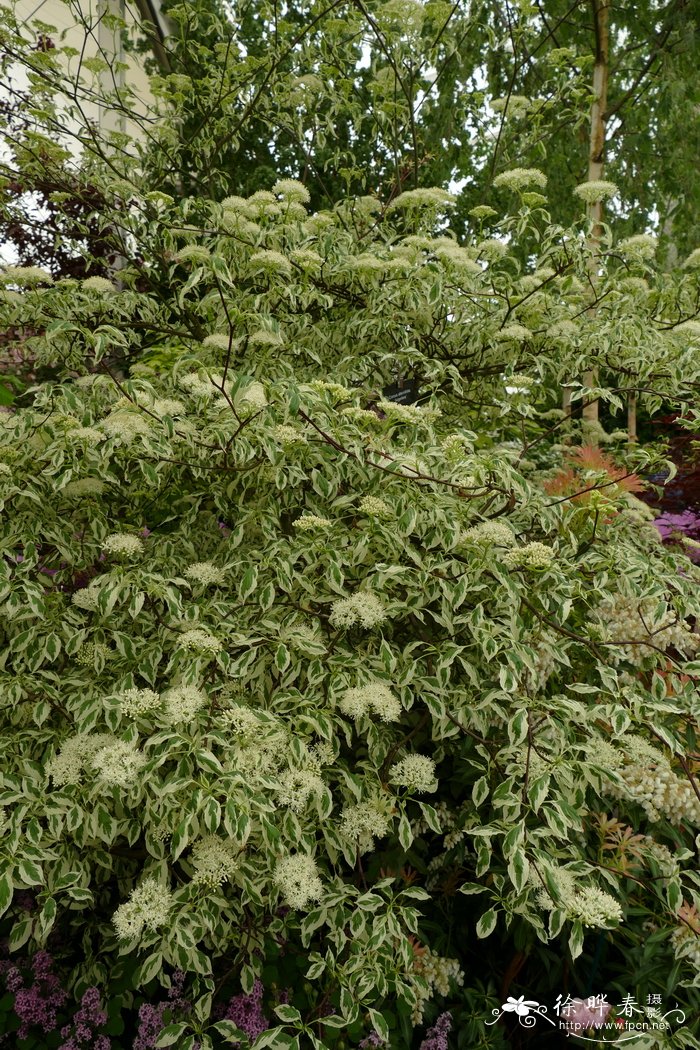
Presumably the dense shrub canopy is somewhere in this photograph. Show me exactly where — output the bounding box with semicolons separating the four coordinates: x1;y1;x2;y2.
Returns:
1;182;700;1047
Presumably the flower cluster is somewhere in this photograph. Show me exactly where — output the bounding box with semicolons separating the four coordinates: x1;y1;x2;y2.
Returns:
376;399;441;424
339;681;402;722
81;275;116;294
102;533;144;557
574;180;619;203
293;513;333;530
601;736;700;825
178;628;222;654
358;495;392;517
274;853;323;909
119;687;160;717
113;878;174;940
47;732;115;785
502;541;555;569
419;1012;452;1050
339;798;392;853
163;684;208;723
184;561;222;585
329;592;387;629
535;866;623;927
57;987;110;1050
390;755;437;793
92;740;147;787
276;766;325;811
221;979;270;1041
134;971;191;1050
100;411;151;443
61;478;105;499
410;947;463;1024
274;424;308;447
6;950;67;1039
493;168;547;191
461;520;515;547
190;835;239;886
594;594;698;663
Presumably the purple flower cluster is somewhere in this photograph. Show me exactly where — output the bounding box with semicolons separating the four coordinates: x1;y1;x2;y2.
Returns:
653;509;700;561
6;950;68;1039
359;1032;386;1048
222;979;269;1041
58;987;110;1050
418;1012;452;1050
134;970;190;1050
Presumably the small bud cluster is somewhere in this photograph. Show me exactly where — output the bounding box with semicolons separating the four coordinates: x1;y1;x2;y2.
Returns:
358;495;392;517
92;740;147;787
461;520;515;547
178;628;222;654
502;541;555;569
339;798;392;853
293;514;333;531
603;737;700;825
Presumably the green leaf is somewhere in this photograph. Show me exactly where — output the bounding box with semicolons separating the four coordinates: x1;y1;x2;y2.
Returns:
274;1004;302;1024
476;908;498;939
568;921;584;960
156;1024;189;1048
0;872;13;918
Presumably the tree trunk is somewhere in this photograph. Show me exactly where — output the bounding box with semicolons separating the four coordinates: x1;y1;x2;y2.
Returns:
582;0;610;443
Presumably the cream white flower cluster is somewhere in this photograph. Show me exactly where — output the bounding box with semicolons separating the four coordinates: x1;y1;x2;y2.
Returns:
102;533;144;557
276;767;325;812
566;885;624;928
180;372;218;398
411;947;464;1024
329;592;387;630
113;878;174;940
173;245;211;264
100;410;151;444
274;853;323;910
237;381;268;414
574;179;619;203
494;323;532;343
178;628;221;654
376;400;441;424
502;541;555;569
274;424;308;447
82;275;116;293
493;167;547;191
0;265;53;285
190;835;239;886
92;740;147;787
339;681;402;723
599;736;700;825
249;249;291;277
390;755;437;793
184;561;221;586
162;685;208;723
47;732;114;784
594;594;698;664
616;234;657;259
67;426;104;445
339;798;392;854
76;641;111;667
535;866;623;928
293;514;333;531
461;520;515;547
309;380;352;402
358;495;392;518
61;478;105;499
340;406;381;427
119;687;160;717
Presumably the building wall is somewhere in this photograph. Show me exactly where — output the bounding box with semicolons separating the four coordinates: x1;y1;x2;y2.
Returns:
13;0;159;141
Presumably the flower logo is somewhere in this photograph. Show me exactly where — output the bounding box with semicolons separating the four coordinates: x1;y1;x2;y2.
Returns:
502;996;541;1017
